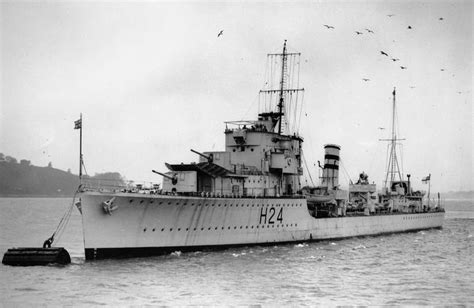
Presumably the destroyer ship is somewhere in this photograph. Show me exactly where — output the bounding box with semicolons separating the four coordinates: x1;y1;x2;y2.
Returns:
78;41;444;260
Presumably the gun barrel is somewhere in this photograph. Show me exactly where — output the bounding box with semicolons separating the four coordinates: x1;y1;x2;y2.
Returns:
190;149;210;159
152;170;174;180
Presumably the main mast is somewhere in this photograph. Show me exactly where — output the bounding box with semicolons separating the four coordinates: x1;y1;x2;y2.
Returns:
381;87;405;190
277;40;288;135
259;40;304;136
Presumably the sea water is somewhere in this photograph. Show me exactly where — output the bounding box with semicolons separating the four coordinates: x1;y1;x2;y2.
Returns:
1;198;472;305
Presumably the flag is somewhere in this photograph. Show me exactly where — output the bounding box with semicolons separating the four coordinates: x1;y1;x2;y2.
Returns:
422;174;431;183
74;118;82;130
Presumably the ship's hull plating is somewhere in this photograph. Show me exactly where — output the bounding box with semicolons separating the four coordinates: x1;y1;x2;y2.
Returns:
80;192;444;260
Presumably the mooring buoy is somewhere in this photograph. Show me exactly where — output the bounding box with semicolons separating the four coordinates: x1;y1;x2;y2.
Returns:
2;247;71;266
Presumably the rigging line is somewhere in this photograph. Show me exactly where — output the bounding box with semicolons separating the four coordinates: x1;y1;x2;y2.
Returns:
293;90;299;133
296;55;301;89
297;91;304;133
241;93;260;120
51;185;82;246
399;143;404;179
384;143;390;187
339;160;352;184
302;152;315;187
81;158;88;176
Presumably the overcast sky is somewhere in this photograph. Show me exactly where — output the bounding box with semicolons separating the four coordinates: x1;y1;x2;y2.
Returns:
1;0;472;193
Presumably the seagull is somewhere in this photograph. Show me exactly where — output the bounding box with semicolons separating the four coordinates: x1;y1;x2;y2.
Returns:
440;68;445;71
323;24;335;29
378;127;386;130
362;78;370;82
387;14;395;17
217;30;224;37
365;28;374;33
439;17;444;20
391;58;400;62
355;31;363;35
380;51;389;56
457;91;462;94
407;26;412;29
409;86;416;89
400;66;407;69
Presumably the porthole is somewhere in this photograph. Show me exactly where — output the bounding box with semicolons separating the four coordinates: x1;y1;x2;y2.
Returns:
186;228;189;231
170;228;173;231
140;200;144;204
178;228;181;231
193;228;197;231
150;200;154;203
201;228;204;231
161;228;164;232
240;226;242;229
143;228;147;232
234;226;237;229
168;202;171;205
159;201;163;205
251;226;254;229
228;227;231;230
152;228;155;232
208;227;211;230
129;200;133;203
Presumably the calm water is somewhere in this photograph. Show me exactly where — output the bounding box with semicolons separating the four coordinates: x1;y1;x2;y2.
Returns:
0;198;472;306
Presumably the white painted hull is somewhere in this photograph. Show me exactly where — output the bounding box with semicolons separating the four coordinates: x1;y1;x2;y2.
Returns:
80;192;444;260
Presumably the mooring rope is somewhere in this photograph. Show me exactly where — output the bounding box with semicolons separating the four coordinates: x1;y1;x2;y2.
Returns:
44;185;82;248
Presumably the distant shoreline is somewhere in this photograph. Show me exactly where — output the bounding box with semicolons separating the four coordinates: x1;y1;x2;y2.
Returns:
0;194;73;198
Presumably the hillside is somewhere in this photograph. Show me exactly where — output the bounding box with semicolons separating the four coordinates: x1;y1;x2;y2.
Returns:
0;154;125;197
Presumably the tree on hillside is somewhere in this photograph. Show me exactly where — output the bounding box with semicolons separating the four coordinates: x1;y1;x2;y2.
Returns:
20;159;31;166
5;156;17;164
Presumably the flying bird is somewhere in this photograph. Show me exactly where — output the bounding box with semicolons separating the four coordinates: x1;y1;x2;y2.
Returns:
323;24;335;29
400;66;407;69
355;31;363;35
362;78;370;82
387;14;395;17
439;17;444;20
440;68;445;71
391;58;400;62
457;91;462;94
378;127;386;130
407;26;412;29
409;86;416;89
217;30;224;37
380;51;389;56
365;28;374;33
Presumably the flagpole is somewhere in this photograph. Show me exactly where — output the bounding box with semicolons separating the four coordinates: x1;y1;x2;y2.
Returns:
427;173;431;207
79;113;83;184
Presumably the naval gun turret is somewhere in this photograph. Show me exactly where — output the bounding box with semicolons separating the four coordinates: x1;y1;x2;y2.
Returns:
190;149;213;163
152;169;177;185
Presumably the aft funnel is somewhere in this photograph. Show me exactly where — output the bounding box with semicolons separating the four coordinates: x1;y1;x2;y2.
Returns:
321;144;340;189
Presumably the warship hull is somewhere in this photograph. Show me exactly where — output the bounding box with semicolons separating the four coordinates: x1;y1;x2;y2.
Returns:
81;192;444;260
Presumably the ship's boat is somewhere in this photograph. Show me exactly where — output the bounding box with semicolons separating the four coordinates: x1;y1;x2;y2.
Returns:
78;41;444;260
